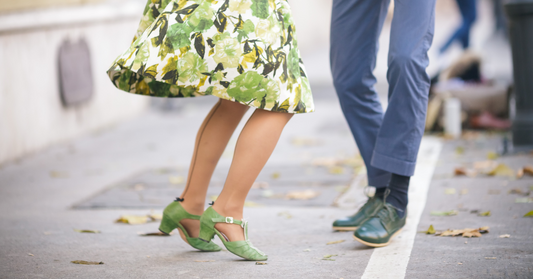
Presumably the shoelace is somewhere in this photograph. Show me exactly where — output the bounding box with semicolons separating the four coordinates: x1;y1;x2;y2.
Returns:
374;189;403;221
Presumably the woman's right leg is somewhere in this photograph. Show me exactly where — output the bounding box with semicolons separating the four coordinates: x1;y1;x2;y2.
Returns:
179;99;249;237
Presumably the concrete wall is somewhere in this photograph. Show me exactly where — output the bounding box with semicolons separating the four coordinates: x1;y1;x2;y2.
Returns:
0;1;149;164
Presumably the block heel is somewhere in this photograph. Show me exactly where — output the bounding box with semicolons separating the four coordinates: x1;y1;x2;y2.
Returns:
199;221;216;242
158;214;178;234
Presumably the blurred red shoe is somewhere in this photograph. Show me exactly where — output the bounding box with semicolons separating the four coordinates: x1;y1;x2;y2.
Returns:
470;111;511;130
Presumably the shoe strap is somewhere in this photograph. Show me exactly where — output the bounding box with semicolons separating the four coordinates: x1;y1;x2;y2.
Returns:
211;216;244;227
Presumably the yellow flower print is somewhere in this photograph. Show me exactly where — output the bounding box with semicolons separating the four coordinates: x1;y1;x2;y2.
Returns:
229;0;252;14
255;15;281;45
213;37;243;68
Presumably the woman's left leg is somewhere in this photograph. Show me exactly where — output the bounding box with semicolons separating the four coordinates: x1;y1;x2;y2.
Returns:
211;109;293;241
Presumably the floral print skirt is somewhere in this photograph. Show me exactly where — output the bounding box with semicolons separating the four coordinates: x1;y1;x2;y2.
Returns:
107;0;314;114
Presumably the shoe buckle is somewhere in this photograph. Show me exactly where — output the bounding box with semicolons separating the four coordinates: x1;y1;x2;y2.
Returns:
225;217;234;224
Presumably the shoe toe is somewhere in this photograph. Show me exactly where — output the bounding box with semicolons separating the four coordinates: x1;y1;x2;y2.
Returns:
188;238;222;252
353;218;388;243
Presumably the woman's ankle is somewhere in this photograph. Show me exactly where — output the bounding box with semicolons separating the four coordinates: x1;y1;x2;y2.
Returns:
180;200;205;216
212;202;243;219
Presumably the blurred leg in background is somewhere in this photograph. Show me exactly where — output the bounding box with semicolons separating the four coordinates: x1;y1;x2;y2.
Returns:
440;0;478;53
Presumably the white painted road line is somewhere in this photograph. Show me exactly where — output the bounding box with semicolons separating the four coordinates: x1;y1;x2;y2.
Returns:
361;137;443;279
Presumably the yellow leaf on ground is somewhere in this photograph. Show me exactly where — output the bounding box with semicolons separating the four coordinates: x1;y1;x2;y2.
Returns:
326;240;345;245
71;260;104;265
256;262;267;265
322;254;337;261
445;188;456;195
431;210;458;216
420;225;436;234
328;166;345;174
478;211;491;217
487;164;515;178
278;211;292;219
487;151;499;160
499;234;510;238
485;257;497;260
285;190;320;200
523;210;533;217
455;146;464;155
28;253;34;256
73;229;100;233
115;215;150;225
168;176;184;185
271;172;281;179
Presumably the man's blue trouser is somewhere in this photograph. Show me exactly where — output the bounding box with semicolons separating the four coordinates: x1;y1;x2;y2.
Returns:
330;0;436;186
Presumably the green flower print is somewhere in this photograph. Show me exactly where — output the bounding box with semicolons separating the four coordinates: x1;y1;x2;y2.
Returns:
167;23;193;49
213;37;243;68
227;72;266;102
287;47;300;79
251;0;269;19
188;1;214;32
178;52;208;83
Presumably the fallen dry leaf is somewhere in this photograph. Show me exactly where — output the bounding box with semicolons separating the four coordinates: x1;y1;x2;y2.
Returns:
28;253;34;256
523;210;533;217
487;164;515;178
523;166;533;175
256;262;267;265
278;211;292;219
271;172;281;179
420;225;436;234
322;254;337;261
445;188;456;195
435;227;489;238
431;210;458;216
285;190;320;200
138;232;171;236
515;198;533;203
71;260;104;265
115;215;150;225
487;151;499;160
49;171;68;178
328;166;345;175
454;167;476;177
455;146;464;155
499;234;510;238
168;176;184;185
326;240;345;245
73;229;100;234
303;249;311;252
508;188;530;196
473;161;498;171
485;257;497;260
478;211;491;217
148;213;163;221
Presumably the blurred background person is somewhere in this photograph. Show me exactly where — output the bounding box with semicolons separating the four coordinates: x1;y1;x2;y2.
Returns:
439;0;477;53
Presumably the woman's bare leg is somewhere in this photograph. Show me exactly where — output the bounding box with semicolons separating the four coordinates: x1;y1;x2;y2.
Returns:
179;99;249;238
212;109;293;241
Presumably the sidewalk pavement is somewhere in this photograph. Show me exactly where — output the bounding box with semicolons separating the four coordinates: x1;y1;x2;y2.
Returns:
1;86;532;278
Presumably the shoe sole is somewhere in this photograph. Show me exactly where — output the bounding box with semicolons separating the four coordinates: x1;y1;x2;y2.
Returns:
352;228;403;248
332;226;358;231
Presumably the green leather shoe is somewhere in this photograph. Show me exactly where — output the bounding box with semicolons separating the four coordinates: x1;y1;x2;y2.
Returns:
199;207;268;261
159;201;222;252
352;203;406;247
332;197;383;231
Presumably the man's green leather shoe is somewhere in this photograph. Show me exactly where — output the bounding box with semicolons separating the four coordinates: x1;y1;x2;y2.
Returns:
332;197;383;231
353;203;406;247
